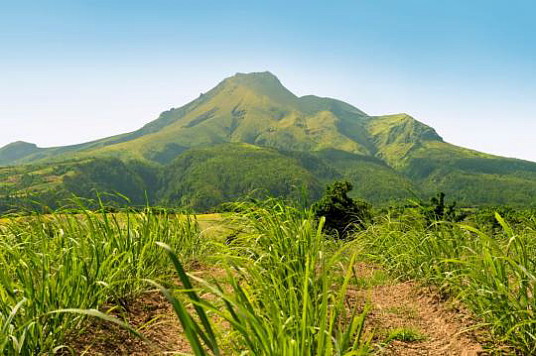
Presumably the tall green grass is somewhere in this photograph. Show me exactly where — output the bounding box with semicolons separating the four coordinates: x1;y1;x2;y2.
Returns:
157;200;371;355
0;207;204;354
358;211;536;354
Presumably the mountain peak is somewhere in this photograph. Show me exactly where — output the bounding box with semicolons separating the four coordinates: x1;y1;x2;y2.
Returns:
0;141;40;165
224;71;282;87
232;71;279;81
1;141;37;149
218;71;298;102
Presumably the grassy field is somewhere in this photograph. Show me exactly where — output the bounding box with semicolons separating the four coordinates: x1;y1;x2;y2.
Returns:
0;209;205;354
357;211;536;354
0;202;535;354
0;204;372;355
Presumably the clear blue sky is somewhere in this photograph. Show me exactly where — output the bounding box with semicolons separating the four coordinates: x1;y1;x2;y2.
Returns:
1;0;535;161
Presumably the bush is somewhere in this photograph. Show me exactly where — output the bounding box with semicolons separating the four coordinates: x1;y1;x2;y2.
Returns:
419;192;466;224
313;181;372;238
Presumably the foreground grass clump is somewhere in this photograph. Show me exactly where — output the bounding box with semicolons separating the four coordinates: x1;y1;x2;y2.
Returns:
157;200;371;355
385;327;426;343
358;211;536;354
0;207;204;354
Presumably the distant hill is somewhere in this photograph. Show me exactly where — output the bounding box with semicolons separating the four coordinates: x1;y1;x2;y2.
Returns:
0;141;40;166
1;71;536;210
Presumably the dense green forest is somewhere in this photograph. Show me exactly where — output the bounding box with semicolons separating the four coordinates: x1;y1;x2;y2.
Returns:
2;141;536;215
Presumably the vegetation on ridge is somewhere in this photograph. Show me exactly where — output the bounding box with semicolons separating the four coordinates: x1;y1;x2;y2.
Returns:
2;72;536;208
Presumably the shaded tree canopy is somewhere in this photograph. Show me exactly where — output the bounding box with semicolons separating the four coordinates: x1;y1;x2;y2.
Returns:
313;181;372;238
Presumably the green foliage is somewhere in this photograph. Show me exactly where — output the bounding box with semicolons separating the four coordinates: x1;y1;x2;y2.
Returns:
405;146;536;206
429;192;454;219
2;72;536;208
158;144;322;211
313;149;415;204
3;192;536;354
0;205;205;354
471;206;535;233
62;158;158;205
155;199;371;355
357;209;536;354
385;328;426;343
313;181;372;238
421;192;465;223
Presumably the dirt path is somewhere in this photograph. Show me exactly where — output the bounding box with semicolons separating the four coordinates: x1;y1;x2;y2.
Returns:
352;264;489;356
71;263;491;355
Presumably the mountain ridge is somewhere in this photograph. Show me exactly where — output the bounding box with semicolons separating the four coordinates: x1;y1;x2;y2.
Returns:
0;71;378;164
1;71;536;209
0;71;489;167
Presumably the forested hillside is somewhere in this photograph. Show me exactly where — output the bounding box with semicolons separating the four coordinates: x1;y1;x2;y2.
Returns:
2;72;536;210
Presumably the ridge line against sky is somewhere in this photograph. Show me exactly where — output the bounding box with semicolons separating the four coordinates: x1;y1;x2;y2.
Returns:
1;0;535;162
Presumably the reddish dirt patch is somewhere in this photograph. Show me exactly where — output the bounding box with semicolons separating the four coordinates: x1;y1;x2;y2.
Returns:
67;292;191;355
351;264;491;355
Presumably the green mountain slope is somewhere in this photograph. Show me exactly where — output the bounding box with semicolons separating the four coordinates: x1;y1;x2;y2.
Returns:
0;72;373;165
401;141;536;205
157;144;323;210
1;71;536;209
0;141;41;165
0;143;416;212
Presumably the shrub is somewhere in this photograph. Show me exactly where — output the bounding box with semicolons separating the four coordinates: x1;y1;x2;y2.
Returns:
313;181;372;238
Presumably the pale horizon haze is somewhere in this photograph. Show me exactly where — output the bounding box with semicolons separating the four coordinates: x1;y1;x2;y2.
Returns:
1;1;535;162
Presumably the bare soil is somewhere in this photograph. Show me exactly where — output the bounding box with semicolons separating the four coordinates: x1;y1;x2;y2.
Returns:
67;291;191;355
352;263;491;356
69;263;495;355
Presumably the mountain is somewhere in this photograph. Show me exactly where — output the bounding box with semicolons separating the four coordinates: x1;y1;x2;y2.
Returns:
0;141;41;166
1;71;536;210
1;72;374;164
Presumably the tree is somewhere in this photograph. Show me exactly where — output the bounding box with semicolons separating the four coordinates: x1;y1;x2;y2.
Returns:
424;192;465;223
313;181;372;239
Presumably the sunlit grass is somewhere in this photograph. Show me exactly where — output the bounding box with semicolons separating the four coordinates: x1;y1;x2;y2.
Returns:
357;211;536;354
0;205;204;354
156;200;372;355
